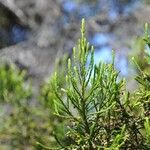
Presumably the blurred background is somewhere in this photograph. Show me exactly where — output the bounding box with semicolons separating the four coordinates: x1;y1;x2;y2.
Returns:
0;0;150;149
0;0;150;86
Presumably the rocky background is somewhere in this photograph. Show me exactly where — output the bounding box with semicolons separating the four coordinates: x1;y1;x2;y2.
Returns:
0;0;150;91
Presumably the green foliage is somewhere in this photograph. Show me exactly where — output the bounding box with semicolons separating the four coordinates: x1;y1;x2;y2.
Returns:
39;19;150;149
40;55;69;145
0;63;56;149
144;117;150;145
40;55;68;111
131;23;150;74
0;63;31;149
0;20;150;150
0;63;31;103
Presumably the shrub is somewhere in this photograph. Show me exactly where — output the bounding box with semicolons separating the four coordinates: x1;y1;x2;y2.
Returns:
0;63;56;149
38;19;150;149
0;63;32;149
0;63;31;103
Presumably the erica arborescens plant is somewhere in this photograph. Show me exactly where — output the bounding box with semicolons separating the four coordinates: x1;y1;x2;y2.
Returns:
38;20;150;150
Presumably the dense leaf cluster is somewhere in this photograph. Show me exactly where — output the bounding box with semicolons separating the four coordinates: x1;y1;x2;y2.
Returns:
40;19;150;149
